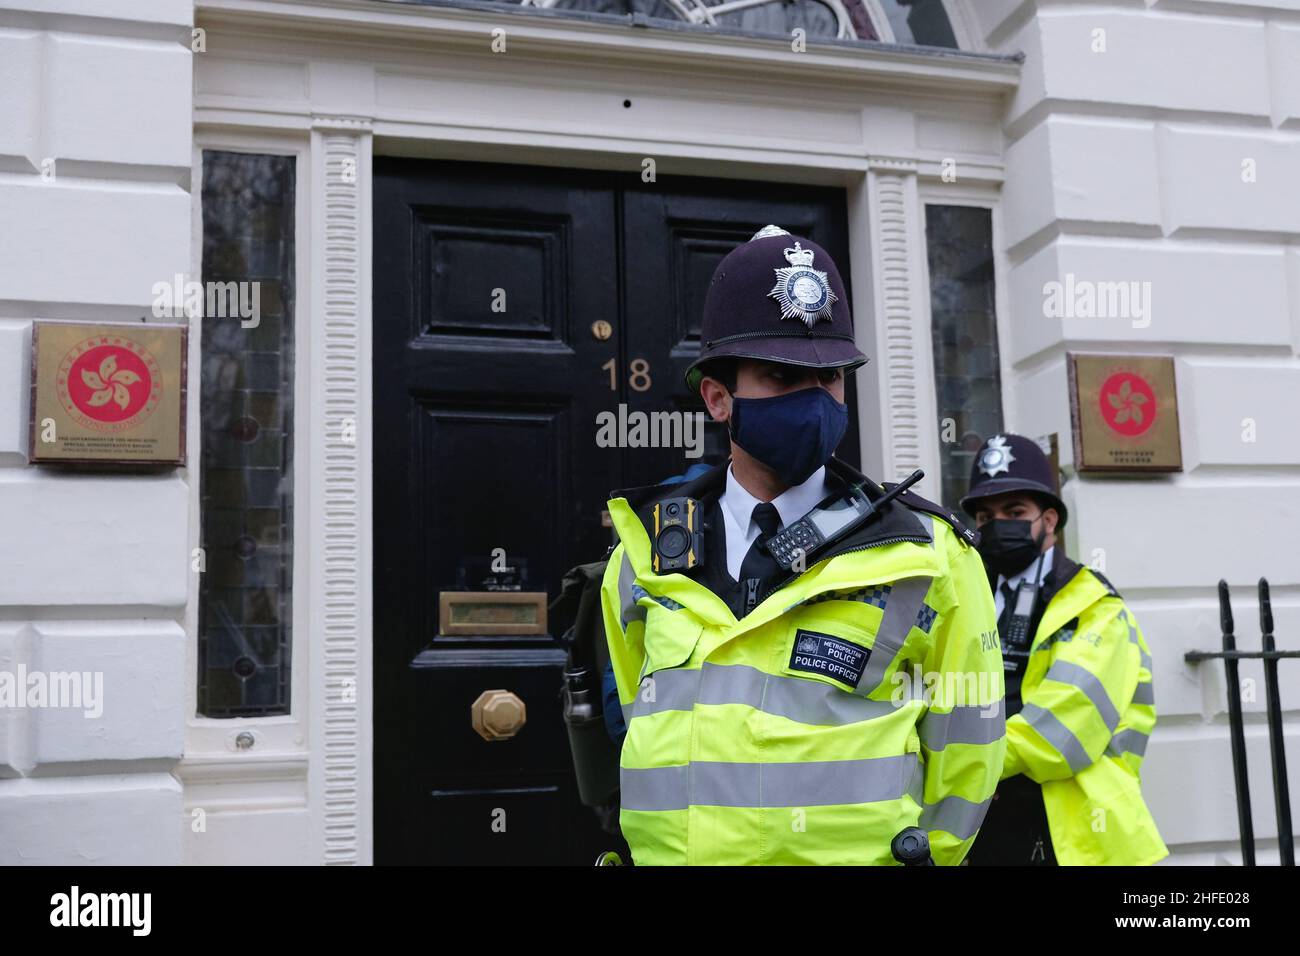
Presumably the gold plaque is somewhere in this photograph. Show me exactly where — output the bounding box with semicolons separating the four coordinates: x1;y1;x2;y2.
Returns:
438;591;548;636
1068;353;1182;473
30;321;187;466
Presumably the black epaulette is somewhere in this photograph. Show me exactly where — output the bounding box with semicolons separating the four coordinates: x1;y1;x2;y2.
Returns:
1088;568;1122;598
886;486;980;548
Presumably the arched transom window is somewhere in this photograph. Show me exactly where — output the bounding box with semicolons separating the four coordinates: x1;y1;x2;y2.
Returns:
509;0;962;47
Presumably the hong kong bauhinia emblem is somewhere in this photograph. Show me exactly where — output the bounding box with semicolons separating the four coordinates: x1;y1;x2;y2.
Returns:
768;241;837;328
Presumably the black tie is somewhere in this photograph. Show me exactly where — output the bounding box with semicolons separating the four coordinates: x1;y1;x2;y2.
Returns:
996;581;1018;641
739;502;782;586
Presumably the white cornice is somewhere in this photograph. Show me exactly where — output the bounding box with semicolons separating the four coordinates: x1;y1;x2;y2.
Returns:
867;155;919;172
196;0;1021;99
311;115;375;131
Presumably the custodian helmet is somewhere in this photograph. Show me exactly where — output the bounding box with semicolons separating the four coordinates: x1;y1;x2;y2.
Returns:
685;225;868;393
961;433;1068;528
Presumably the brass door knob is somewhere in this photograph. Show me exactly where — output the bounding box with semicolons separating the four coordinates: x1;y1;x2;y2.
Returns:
472;689;527;741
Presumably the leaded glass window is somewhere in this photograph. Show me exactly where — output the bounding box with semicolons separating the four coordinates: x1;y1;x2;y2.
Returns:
879;0;958;48
198;151;296;718
396;0;965;45
925;204;1001;514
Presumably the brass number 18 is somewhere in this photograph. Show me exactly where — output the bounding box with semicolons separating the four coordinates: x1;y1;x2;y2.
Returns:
600;358;653;392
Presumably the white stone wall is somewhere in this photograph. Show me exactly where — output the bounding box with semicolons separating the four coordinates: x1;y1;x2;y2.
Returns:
0;0;192;864
975;0;1300;863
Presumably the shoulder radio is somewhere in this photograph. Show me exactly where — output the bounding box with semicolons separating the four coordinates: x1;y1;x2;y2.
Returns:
763;469;925;571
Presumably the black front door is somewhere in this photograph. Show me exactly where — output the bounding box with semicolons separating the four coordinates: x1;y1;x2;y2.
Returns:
373;158;859;864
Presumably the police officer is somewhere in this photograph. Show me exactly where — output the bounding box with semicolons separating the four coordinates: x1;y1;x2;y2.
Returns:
959;433;1168;865
598;226;1005;865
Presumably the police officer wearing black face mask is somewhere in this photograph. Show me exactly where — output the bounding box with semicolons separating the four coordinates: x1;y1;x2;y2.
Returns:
964;436;1067;717
959;434;1164;866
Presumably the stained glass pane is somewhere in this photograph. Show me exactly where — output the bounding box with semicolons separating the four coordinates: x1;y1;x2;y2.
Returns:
925;204;1001;514
198;151;296;718
492;0;860;40
880;0;958;48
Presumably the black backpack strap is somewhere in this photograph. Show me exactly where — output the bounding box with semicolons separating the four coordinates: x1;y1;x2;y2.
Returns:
884;486;981;548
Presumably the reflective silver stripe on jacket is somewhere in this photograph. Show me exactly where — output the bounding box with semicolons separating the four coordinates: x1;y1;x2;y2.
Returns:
920;794;993;840
618;552;644;631
854;577;931;696
1132;681;1155;707
1118;608;1152;672
1043;660;1120;732
1106;728;1150;759
632;584;684;612
621;753;921;812
1019;702;1092;773
630;668;701;718
919;700;1006;751
628;663;905;727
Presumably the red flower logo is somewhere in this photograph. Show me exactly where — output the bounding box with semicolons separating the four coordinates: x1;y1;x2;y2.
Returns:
57;339;160;431
80;352;141;413
1099;372;1156;437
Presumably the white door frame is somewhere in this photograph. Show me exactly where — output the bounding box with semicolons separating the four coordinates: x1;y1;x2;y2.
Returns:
187;0;1017;865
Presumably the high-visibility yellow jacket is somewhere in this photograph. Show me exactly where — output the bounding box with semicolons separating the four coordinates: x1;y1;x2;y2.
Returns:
1001;563;1168;866
601;460;1005;865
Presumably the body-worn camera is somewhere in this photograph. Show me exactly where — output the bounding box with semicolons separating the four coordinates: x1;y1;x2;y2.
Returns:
651;496;704;574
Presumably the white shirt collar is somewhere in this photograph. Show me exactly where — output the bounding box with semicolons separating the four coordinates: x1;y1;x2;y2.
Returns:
722;462;829;535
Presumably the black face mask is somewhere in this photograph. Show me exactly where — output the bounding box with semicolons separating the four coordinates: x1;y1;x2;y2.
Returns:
977;516;1046;578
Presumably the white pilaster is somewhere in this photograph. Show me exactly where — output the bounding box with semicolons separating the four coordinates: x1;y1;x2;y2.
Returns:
309;116;374;865
865;159;942;500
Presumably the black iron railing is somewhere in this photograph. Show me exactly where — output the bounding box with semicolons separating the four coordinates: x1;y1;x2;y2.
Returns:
1186;579;1297;866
